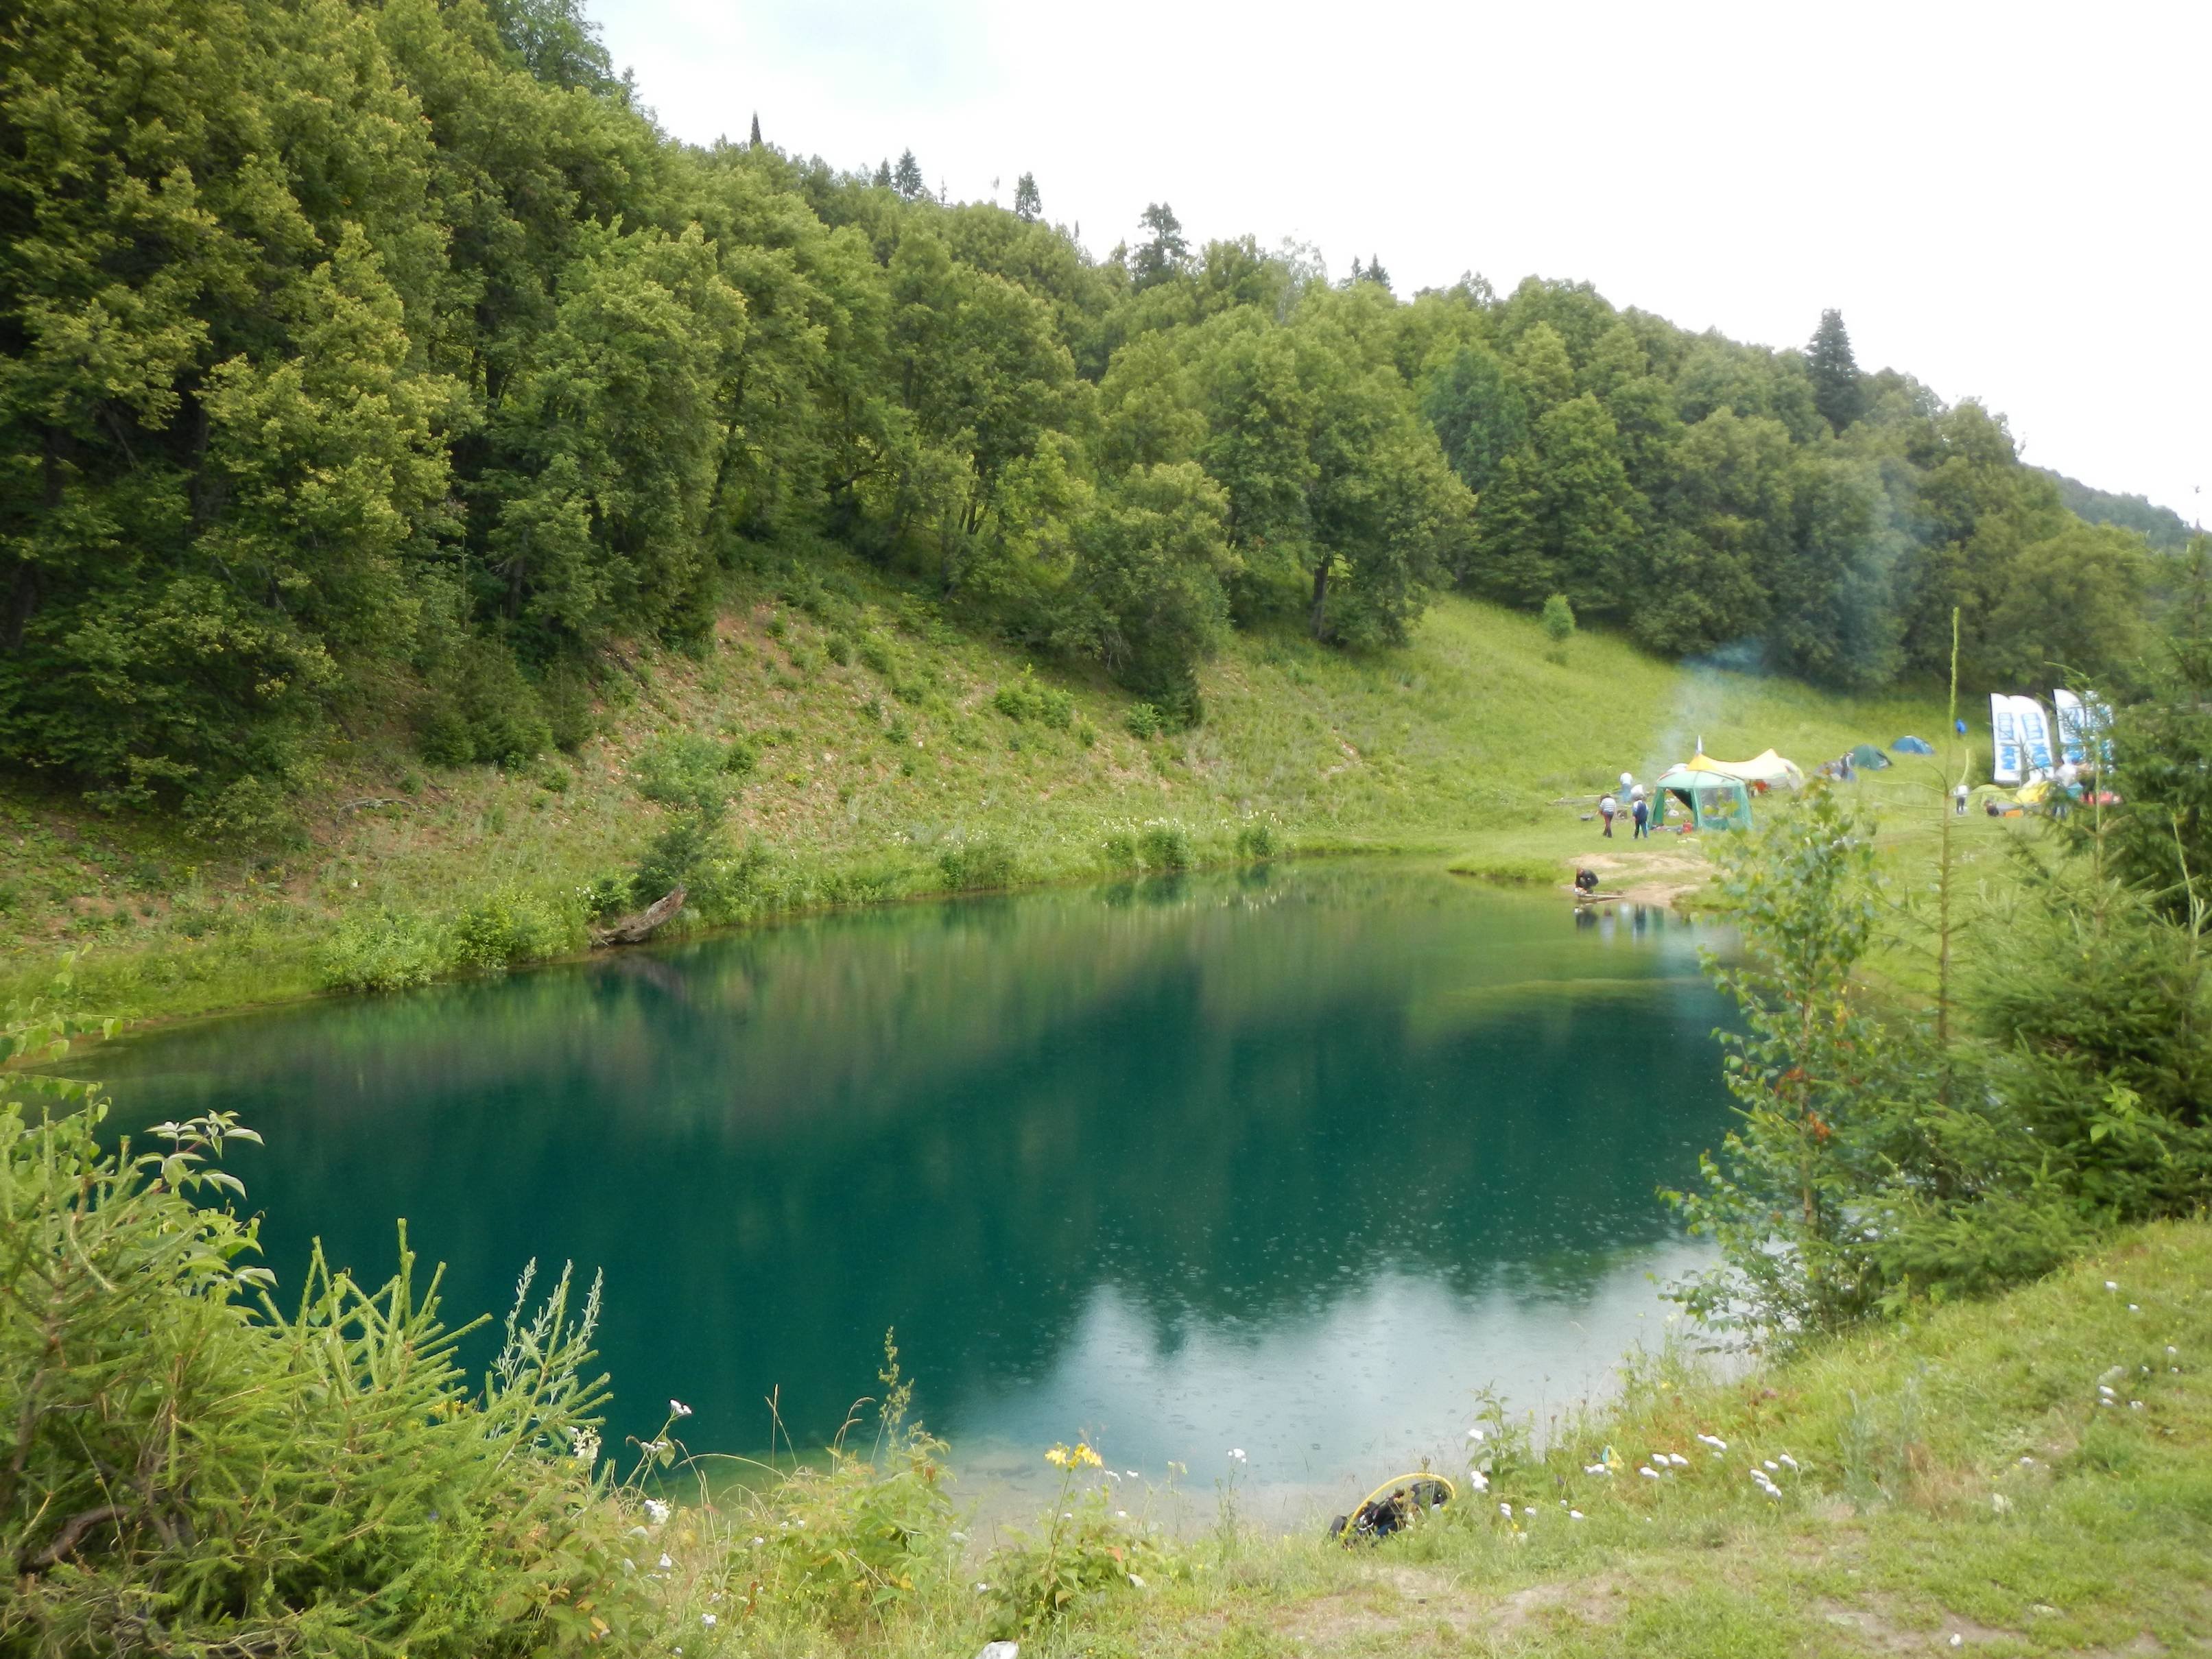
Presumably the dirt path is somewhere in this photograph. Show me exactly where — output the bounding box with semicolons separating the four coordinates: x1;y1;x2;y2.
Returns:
1576;846;1712;906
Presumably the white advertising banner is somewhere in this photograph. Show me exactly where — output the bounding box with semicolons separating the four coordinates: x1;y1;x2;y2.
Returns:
2011;696;2056;775
2053;689;2113;767
1990;693;2024;784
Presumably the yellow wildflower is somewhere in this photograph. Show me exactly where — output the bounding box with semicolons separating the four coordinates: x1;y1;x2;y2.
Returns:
1045;1444;1071;1468
1071;1442;1103;1470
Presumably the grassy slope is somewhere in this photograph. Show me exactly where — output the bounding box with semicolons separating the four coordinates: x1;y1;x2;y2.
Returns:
678;1220;2209;1658
0;565;1949;1022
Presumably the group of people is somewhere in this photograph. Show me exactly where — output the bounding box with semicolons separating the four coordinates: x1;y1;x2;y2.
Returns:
1597;772;1651;839
1815;752;1859;783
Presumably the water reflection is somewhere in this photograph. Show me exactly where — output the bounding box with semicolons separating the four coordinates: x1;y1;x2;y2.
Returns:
96;866;1733;1494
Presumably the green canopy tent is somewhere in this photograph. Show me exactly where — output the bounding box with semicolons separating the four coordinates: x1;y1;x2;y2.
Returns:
1650;765;1753;831
1848;743;1892;770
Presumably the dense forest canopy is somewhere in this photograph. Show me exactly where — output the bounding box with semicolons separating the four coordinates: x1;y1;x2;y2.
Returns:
0;0;2189;828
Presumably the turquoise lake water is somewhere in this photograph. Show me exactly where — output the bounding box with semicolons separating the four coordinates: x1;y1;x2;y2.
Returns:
95;863;1735;1510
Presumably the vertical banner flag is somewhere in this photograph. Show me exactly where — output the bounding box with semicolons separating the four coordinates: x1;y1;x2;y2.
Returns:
1990;693;2023;784
2054;689;2090;765
2052;689;2115;767
2010;696;2056;774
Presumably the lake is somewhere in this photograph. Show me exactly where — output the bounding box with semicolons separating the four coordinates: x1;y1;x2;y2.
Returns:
95;862;1735;1516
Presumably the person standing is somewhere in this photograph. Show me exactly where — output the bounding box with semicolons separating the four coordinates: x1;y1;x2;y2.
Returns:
1953;780;1970;815
1631;794;1650;839
1598;792;1617;837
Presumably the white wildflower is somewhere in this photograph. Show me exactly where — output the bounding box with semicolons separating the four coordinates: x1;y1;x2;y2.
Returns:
1499;1502;1513;1518
1777;1454;1798;1470
1128;1573;1147;1588
1639;1466;1661;1480
670;1399;693;1418
570;1428;600;1467
1466;1427;1486;1442
644;1499;671;1526
1569;1509;1586;1520
1468;1470;1488;1492
1227;1447;1247;1462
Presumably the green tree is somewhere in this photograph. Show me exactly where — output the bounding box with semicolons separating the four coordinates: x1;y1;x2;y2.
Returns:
892;147;925;201
1060;462;1236;717
1130;202;1189;290
1013;171;1040;222
1420;342;1527;499
1807;307;1865;433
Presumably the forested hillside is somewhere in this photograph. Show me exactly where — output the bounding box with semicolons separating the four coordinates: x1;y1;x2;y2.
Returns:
2039;468;2196;551
0;0;2181;836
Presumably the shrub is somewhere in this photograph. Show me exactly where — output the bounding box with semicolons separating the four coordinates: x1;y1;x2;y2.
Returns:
451;885;584;970
1101;829;1139;872
992;672;1075;730
1137;820;1193;872
0;1007;641;1658
859;636;895;676
939;835;1018;892
1541;592;1576;646
318;910;449;992
415;640;554;768
824;633;852;665
1125;702;1165;740
1235;820;1278;861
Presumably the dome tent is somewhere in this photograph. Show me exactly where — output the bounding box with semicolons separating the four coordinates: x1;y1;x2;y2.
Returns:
1848;743;1891;770
1892;735;1935;754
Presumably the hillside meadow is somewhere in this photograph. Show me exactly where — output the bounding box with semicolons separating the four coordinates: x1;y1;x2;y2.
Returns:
0;573;1951;1023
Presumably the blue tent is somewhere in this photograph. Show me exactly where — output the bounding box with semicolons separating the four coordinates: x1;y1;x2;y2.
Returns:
1892;735;1935;754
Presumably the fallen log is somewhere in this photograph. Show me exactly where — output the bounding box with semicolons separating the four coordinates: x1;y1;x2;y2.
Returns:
591;885;686;947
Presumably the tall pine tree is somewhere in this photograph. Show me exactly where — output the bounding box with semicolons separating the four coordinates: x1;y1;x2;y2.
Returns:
892;148;925;201
748;111;761;146
1807;309;1865;433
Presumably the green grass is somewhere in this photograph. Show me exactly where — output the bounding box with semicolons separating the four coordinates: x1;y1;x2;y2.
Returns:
636;1219;2212;1658
0;565;1951;1024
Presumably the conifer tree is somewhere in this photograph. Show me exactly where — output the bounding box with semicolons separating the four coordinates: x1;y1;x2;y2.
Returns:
892;148;925;201
1362;254;1391;291
749;111;761;147
872;157;892;188
1013;171;1040;222
1807;308;1866;433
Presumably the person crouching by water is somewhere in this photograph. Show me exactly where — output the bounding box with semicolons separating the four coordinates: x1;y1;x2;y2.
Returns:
1598;791;1618;837
1632;793;1650;839
1575;867;1601;896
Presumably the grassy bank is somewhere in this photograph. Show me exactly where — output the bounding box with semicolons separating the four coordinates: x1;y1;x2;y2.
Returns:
0;564;1949;1023
634;1218;2211;1658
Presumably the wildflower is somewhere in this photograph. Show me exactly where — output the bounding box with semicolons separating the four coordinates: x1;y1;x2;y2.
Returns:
1763;1459;1779;1472
1639;1466;1660;1480
1128;1573;1147;1588
2104;1280;2119;1291
1127;1470;1141;1479
642;1440;671;1457
1569;1509;1586;1520
1668;1454;1689;1467
1073;1442;1102;1468
1777;1454;1798;1470
1466;1427;1486;1442
950;1530;968;1543
701;1613;716;1629
749;1536;763;1547
1949;1636;1961;1648
671;1399;694;1418
1992;1493;2012;1514
1499;1502;1513;1518
1228;1447;1247;1462
1046;1444;1069;1468
571;1428;601;1466
1117;1509;1129;1518
1468;1470;1488;1492
1523;1506;1536;1518
658;1553;673;1571
975;1582;990;1593
1696;1433;1726;1451
1584;1462;1609;1475
644;1499;671;1526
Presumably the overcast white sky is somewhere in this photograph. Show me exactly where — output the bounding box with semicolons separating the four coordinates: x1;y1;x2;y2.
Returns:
595;0;2208;523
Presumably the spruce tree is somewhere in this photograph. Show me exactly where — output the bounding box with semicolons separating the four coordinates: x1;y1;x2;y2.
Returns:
872;157;892;189
748;111;761;147
1807;308;1866;433
1363;254;1392;291
892;148;924;201
1013;171;1040;222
